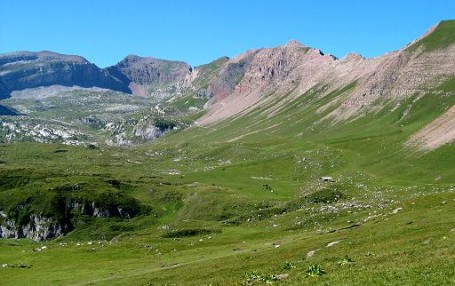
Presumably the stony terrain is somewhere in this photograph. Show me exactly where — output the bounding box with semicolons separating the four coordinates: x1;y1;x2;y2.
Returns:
0;86;181;146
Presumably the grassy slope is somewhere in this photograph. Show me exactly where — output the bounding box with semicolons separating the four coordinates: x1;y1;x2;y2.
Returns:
0;180;453;285
406;20;455;53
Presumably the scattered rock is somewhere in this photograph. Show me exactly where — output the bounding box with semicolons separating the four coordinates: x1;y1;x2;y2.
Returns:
276;273;289;280
326;240;341;247
306;250;316;258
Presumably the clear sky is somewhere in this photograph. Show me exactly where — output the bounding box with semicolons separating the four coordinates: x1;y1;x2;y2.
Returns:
1;0;453;68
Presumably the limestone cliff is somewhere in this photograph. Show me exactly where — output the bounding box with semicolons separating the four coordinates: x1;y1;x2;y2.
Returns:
0;51;129;98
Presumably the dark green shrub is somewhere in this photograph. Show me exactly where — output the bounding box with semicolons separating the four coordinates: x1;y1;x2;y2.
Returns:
94;191;141;218
162;228;220;238
307;188;343;203
153;117;176;131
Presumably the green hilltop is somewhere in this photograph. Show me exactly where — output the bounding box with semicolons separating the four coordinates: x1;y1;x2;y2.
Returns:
406;20;455;53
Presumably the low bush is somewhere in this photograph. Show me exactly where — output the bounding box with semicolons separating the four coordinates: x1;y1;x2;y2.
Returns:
306;188;344;203
162;228;221;238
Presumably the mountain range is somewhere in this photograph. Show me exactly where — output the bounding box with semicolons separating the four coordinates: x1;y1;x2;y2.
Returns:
1;20;454;150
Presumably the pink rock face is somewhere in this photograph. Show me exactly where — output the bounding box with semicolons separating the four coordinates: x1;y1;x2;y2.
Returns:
196;22;455;150
407;105;455;150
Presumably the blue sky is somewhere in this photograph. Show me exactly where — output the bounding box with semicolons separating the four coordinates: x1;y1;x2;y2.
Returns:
0;0;453;68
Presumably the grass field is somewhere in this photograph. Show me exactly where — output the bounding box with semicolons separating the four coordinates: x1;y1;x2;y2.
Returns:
1;91;455;285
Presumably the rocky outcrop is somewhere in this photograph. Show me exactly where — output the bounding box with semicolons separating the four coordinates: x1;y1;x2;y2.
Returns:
0;117;91;145
0;51;130;98
0;215;68;241
0;190;143;241
106;55;193;96
133;125;163;141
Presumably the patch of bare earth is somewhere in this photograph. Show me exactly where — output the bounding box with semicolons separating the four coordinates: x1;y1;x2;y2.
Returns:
407;105;455;150
195;89;262;126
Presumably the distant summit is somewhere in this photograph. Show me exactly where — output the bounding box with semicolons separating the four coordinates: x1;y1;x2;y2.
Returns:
285;39;306;48
0;51;195;98
0;51;129;98
106;55;192;96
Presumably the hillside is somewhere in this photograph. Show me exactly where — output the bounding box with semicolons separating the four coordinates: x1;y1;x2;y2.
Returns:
0;21;454;285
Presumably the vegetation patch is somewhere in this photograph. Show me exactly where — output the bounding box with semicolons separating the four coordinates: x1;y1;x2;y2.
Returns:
305;264;326;278
406;20;455;53
306;187;344;204
242;271;279;284
161;228;221;238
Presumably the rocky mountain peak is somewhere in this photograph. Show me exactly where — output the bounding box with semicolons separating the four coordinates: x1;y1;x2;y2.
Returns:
342;53;365;61
119;54;145;64
106;55;193;96
285;39;306;48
